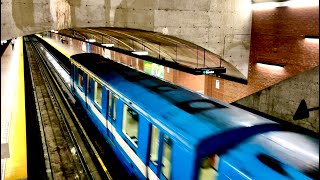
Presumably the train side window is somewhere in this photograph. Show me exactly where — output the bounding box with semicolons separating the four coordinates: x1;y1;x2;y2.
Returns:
87;77;91;94
78;69;84;89
198;154;219;180
108;92;117;120
150;125;160;165
122;104;139;146
94;81;102;107
161;135;172;179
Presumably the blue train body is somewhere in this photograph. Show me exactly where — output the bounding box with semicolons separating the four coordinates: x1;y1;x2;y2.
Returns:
70;53;318;180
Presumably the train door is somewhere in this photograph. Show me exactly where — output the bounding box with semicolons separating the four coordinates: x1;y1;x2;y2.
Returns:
107;91;117;143
71;64;77;93
198;154;220;180
148;126;172;180
85;76;91;108
78;69;85;106
70;63;75;92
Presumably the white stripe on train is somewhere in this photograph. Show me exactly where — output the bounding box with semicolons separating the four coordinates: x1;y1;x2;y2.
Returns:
75;87;159;180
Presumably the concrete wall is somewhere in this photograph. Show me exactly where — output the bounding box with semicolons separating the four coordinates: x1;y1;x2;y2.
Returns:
153;0;252;78
2;0;51;39
1;0;252;79
204;5;319;104
236;66;319;133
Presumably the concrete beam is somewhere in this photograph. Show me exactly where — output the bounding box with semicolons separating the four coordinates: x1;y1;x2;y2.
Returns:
1;0;252;78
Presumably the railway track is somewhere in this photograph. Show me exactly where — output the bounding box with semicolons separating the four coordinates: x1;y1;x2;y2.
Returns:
24;36;109;179
25;35;135;180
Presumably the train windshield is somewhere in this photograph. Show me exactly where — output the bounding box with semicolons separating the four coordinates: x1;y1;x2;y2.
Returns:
258;131;319;179
197;131;318;180
198;154;219;180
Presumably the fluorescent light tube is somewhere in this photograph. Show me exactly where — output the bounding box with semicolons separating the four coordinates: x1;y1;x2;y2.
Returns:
101;43;114;47
132;51;148;56
86;39;96;42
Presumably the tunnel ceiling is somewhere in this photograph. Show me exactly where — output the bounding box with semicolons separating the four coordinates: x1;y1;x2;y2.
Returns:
59;27;246;80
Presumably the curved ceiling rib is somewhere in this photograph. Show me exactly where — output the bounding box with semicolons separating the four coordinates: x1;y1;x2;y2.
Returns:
59;27;246;80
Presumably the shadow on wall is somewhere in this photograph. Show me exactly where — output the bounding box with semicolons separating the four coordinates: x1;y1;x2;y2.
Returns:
113;0;155;30
65;0;81;27
12;0;35;31
12;0;57;36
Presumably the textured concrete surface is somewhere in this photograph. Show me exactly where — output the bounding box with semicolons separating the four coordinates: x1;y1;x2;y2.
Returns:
236;66;319;133
153;0;252;78
204;5;319;104
1;0;252;79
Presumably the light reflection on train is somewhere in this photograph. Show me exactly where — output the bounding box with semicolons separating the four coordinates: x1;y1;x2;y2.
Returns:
70;53;318;180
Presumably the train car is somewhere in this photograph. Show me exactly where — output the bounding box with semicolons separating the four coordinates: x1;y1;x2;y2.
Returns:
70;53;318;180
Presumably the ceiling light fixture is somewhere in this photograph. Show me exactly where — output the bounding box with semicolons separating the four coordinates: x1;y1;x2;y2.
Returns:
132;51;148;56
304;36;319;43
86;39;96;43
101;43;114;47
252;2;280;10
305;35;319;39
252;0;319;10
286;0;319;8
257;62;285;69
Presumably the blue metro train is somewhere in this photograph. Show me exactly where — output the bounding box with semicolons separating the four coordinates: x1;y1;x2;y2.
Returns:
70;53;318;180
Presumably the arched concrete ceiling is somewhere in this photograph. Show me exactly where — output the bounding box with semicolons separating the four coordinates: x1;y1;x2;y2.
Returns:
59;27;246;79
2;0;252;80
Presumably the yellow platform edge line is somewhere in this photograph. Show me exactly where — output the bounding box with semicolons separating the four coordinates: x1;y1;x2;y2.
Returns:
4;37;27;179
97;157;107;172
35;34;71;58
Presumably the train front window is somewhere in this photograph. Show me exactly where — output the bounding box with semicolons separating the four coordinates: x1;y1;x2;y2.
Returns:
78;69;83;89
122;105;139;145
94;81;102;107
198;154;219;180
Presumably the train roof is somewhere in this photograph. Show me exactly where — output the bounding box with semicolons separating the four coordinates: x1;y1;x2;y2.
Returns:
71;53;282;149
